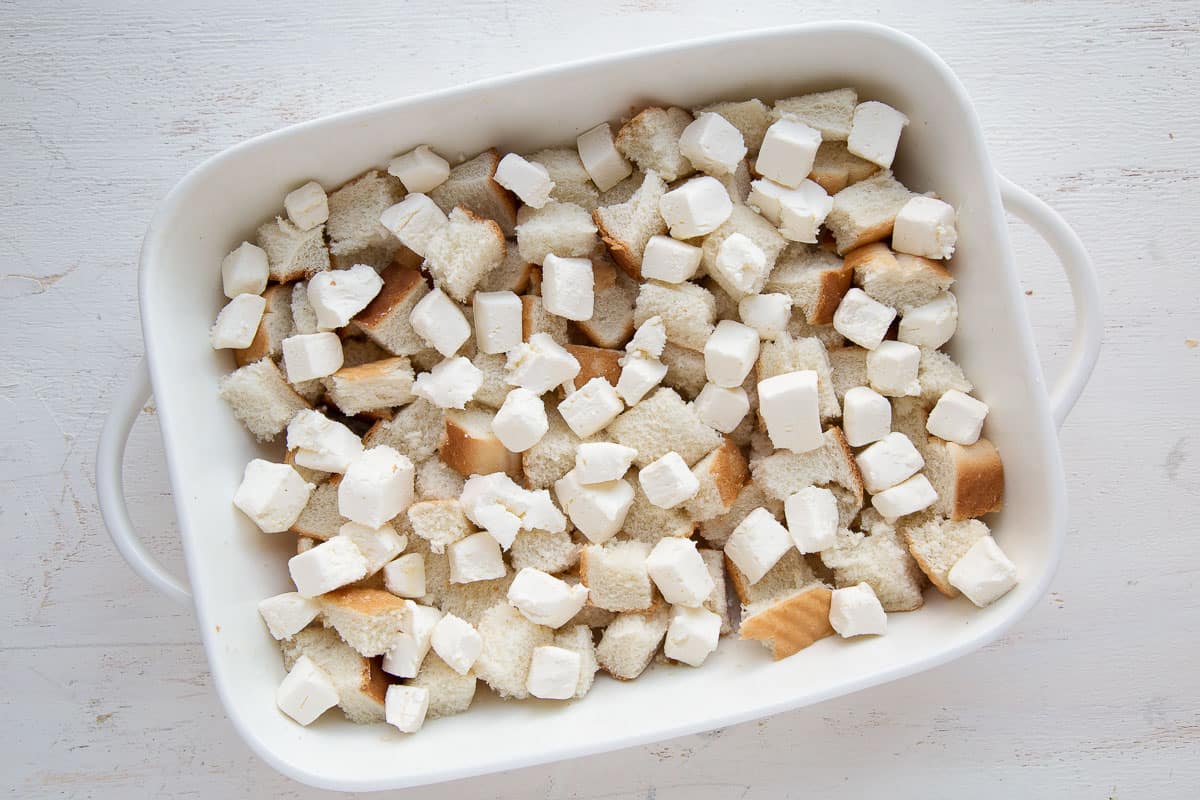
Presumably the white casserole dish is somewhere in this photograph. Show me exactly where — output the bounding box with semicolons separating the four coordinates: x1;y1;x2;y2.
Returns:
97;22;1101;792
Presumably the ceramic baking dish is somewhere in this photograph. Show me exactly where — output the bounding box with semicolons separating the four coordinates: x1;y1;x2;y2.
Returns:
97;22;1101;792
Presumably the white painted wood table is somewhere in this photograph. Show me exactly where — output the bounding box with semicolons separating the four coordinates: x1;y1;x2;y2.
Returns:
3;1;1198;797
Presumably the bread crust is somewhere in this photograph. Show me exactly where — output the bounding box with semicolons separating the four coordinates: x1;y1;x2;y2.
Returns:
947;438;1004;520
739;585;835;659
355;265;426;329
593;209;642;280
707;437;750;510
441;412;522;479
320;586;408;616
564;344;623;389
836;219;896;256
809;261;856;325
904;535;958;598
829;426;865;506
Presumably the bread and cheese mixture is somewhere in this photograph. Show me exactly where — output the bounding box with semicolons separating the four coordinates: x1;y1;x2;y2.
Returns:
214;87;1017;733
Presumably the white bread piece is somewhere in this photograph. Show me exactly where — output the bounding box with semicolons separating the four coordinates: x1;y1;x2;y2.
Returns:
821;513;926;611
579;540;654;612
510;528;581;575
765;244;855;325
406;499;471;554
786;310;846;350
340;336;392;369
738;583;834;660
699;205;787;299
697;98;772;153
403;535;448;609
256;216;329;283
719;159;753;204
460;352;506;409
751;427;864;508
473;602;553;699
563;344;622;390
824;170;914;255
634;280;716;351
890;396;931;453
659;343;707;399
521;407;582;490
593;171;669;280
727;544;820;608
773;88;858;141
515;201;598;264
698;481;781;547
326;170;404;257
354;265;430;356
918;348;974;406
218;358;309;441
615;107;695;183
280;626;388;724
595;605;669;680
289;279;319;335
623;471;696;544
439;572;516;626
424;207;506;303
290;479;345;540
574;262;637;349
902;514;989;598
553;624;598;698
808;141;880;195
698;548;731;634
683;438;749;522
477;247;533;294
520;295;570;345
234;284;294;367
827;346;869;402
323;357;414;416
407;652;477;719
415;457;465;500
318;587;408;657
441;407;522;479
846;243;954;312
924;437;1004;520
597;170;645;206
363;397;445;464
756;333;840;421
608;387;722;468
528;148;601;211
429;149;519;236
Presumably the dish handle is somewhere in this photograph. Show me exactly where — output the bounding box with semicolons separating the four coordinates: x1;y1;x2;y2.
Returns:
96;357;192;606
996;173;1102;429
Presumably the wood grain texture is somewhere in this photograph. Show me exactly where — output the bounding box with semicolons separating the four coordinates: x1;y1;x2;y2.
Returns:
2;0;1198;797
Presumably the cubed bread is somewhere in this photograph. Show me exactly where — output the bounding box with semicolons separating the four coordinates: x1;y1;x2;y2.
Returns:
424;207;506;303
924;437;1004;520
623;472;696;544
824;171;914;255
467;352;510;409
521;295;570;345
340;337;392;369
846;243;953;312
325;170;404;257
727;546;820;608
579;541;654;612
918;348;974;406
738;584;834;660
510;528;581;575
407;653;477;719
289;479;344;540
659;343;707;399
615;107;695;183
429;149;519;236
218;358;310;441
323;357;414;416
477;247;533;294
407;499;471;554
633;281;716;351
595;605;669;680
827;346;869;402
415;457;465;500
256;216;330;283
280;626;388;723
598;170;645;206
441;407;522;479
439;572;515;626
318;587;408;657
786;311;846;350
683;438;749;522
756;333;840;421
902;515;990;597
808;140;880;195
765;244;855;325
698;481;781;547
750;427;864;510
235;284;294;366
608;387;722;467
528;148;601;211
697;98;772;153
354;265;430;356
699;205;787;300
473;602;553;699
574;262;637;349
773;88;858;141
554;623;599;698
515;201;598;264
363;397;445;464
593;171;669;279
820;513;926;611
698;547;732;634
564;344;623;390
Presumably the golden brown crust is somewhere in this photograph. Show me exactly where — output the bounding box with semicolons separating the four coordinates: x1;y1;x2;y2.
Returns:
810;261;856;325
441;412;522;479
320;586;409;616
355;265;425;330
593;210;642;281
903;533;959;598
479;148;521;229
708;437;750;509
234;283;291;366
836;219;897;256
725;553;752;606
591;259;619;292
363;656;392;706
948;438;1004;520
564;344;623;389
829;426;865;506
739;585;835;659
456;205;508;255
330;356;407;383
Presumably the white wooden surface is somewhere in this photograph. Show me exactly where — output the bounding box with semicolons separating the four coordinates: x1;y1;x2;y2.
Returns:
3;1;1198;797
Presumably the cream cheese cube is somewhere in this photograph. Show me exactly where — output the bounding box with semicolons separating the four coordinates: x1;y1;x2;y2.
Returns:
577;122;633;192
553;469;633;544
276;654;338;725
856;432;925;494
379;193;448;257
288;537;369;598
526;645;582;700
784;486;839;553
867;340;922;397
385;684;429;733
507;567;589;628
382;602;442;678
221;241;269;298
616;354;668;406
284;181;329;231
233;459;314;533
678;111;747;176
847;101;909;169
926;389;988;445
738;293;792;340
574;442;637;485
704;319;761;388
492;386;549;453
758;370;822;453
495;153;555;209
899;292;958;349
286;409;363;473
210;293;267;350
724;506;792;585
430;613;482;675
842;386;892;447
829;582;888;637
282;332;344;382
645;537;714;607
558;376;623;437
412;356;483;409
473;290;523;354
664;605;722;667
870;473;937;521
336;521;406;574
542;254;595;321
893;196;957;259
693;383;750;434
833;288;897;350
383;552;426;598
337;445;415;528
447;531;507;583
641;235;703;283
659;176;733;239
948;536;1018;607
506;333;581;395
639;451;701;509
778;179;834;244
306;264;383;331
258;592;320;640
388;145;450;194
711;233;769;299
410;287;471;357
756;118;821;188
